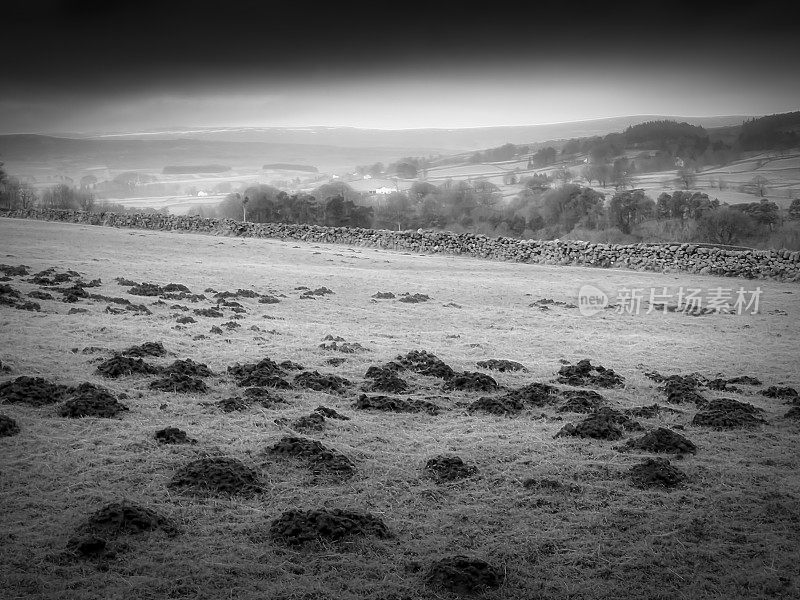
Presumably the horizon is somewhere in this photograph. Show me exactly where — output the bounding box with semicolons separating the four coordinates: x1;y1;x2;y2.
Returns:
3;1;799;135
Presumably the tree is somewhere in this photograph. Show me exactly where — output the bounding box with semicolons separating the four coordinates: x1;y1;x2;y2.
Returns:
697;207;756;245
376;192;413;231
608;189;655;234
554;167;574;187
612;157;632;189
750;175;769;197
676;166;696;190
788;198;800;220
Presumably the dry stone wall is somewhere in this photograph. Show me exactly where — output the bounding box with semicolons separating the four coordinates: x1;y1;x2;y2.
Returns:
4;208;799;282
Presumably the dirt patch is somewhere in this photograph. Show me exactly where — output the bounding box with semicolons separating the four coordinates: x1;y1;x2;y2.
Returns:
557;390;607;413
162;359;213;378
476;359;527;372
692;398;767;428
154;427;197;444
0;264;30;277
269;509;389;545
96;356;160;378
228;359;291;388
243;387;288;407
127;282;163;296
396;350;455;379
121;342;168;358
289;413;327;431
398;293;431;303
28;290;54;300
522;478;582;493
557;359;624;388
294;371;351;394
556;409;641;440
149;374;209;393
530;298;577;310
424;456;478;482
0;414;20;436
68;501;178;558
663;378;707;405
269;435;355;480
355;393;441;415
214;397;252;412
624;404;683;418
169;456;263;496
0;376;71;406
59;384;129;418
314;405;349;420
363;370;409;393
467;395;524;415
620;427;698;454
193;307;224;318
425;556;503;594
502;382;560;407
443;371;499;392
629;458;687;488
372;292;395;299
763;386;799;399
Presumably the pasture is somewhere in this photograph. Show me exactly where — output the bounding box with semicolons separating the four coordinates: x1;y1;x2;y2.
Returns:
1;217;799;600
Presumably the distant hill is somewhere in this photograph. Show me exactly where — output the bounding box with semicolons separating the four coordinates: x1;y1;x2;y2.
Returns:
262;163;318;172
65;115;751;151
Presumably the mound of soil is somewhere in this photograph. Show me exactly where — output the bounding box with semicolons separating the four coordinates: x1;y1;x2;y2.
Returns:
425;556;503;594
763;386;799;399
476;359;527;372
193;307;223;318
620;427;698;454
692;399;766;428
121;342;168;358
269;435;355;480
624;404;683;418
149;374;208;393
154;427;196;444
355;393;441;415
314;405;349;420
69;501;178;556
319;340;368;353
0;359;11;373
785;407;800;419
28;290;54;300
163;359;213;378
0;414;20;436
243;387;288;407
0;264;30;276
210;326;223;335
372;292;395;299
279;360;304;371
96;356;160;378
664;379;707;405
169;457;263;496
59;384;129;418
522;478;582;493
424;456;478;482
444;371;499;392
258;295;281;304
291;413;326;431
365;362;405;377
629;458;687;488
503;382;560;407
228;358;289;387
557;390;607;413
363;370;409;393
468;395;525;415
215;397;251;412
398;293;430;303
269;509;389;545
176;316;196;324
396;350;455;379
556;409;640;441
557;359;624;388
115;277;138;287
128;283;163;296
0;376;71;406
294;371;351;394
301;287;335;297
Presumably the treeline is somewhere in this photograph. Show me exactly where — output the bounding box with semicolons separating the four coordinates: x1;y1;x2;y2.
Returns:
738;112;800;151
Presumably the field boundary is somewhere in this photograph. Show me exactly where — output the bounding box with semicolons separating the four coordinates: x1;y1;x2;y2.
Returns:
3;208;799;282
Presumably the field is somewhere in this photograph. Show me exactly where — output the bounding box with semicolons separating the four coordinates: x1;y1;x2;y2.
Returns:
1;218;799;600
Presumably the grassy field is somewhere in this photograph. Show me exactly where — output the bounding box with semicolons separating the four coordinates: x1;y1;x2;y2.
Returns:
1;218;799;600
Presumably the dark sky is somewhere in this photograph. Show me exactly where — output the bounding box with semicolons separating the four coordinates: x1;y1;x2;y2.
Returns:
3;0;799;133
